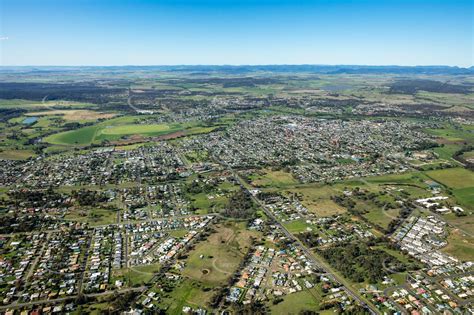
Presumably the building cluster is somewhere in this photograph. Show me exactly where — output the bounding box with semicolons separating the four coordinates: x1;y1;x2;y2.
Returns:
257;193;374;248
390;271;473;314
303;215;374;247
229;244;317;304
182;116;432;183
2;143;187;188
393;216;462;267
120;182;191;221
129;232;166;266
0;159;23;186
0;215;213;311
415;196;464;214
259;193;310;222
28;225;89;303
0;233;47;305
126;215;213;266
83;226;122;293
440;275;473;300
226;223;362;312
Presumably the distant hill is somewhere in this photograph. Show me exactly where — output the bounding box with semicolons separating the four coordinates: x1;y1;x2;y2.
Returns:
0;65;473;75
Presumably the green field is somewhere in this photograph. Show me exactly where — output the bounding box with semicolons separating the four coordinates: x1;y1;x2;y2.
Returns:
270;289;323;314
64;208;117;226
283;219;312;233
44;116;219;146
0;99;96;109
100;124;171;135
158;279;213;315
250;169;298;188
364;172;428;185
425;168;474;189
441;229;474;262
182;222;259;285
190;192;228;213
46;125;100;145
113;263;161;286
0;149;36;160
433;145;461;159
452;186;474;210
426;124;474;143
363;207;400;230
284;185;346;217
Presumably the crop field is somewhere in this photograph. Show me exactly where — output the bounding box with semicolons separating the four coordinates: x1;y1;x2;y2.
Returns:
182;222;260;285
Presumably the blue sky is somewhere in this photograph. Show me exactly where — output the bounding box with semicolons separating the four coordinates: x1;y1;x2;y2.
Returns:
0;0;472;66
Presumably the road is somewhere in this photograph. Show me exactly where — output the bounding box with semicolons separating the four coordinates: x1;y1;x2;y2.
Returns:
77;231;94;294
127;89;140;113
127;88;153;114
214;156;380;314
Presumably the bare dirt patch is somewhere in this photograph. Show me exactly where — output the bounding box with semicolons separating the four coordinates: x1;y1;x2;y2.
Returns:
154;131;186;140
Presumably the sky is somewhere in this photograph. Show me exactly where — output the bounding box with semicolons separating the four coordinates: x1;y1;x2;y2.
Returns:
0;0;472;67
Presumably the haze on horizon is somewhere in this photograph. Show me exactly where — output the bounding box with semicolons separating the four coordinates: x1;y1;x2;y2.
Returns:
0;0;472;67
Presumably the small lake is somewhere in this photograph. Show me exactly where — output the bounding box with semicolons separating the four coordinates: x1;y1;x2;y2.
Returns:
22;117;38;125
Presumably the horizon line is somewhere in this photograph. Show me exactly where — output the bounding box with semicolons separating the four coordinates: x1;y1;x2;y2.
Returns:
0;64;472;69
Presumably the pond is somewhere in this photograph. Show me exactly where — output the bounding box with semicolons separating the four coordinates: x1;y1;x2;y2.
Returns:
22;117;38;125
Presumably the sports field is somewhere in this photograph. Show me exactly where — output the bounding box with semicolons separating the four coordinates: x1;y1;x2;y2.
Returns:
283;219;312;233
44;116;218;146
